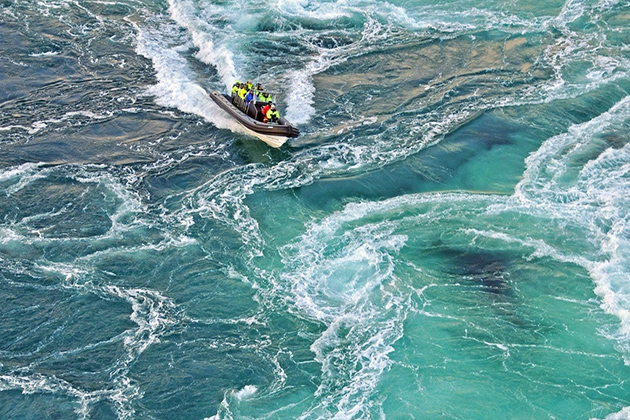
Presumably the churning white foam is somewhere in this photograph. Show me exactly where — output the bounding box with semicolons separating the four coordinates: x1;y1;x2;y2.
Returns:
134;20;244;135
273;199;424;418
233;384;257;400
167;0;237;89
511;95;630;354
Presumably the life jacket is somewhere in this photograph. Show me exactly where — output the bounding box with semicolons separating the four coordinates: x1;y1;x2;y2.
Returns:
261;104;271;118
238;87;248;99
258;92;272;103
265;108;280;122
246;81;253;90
231;84;239;95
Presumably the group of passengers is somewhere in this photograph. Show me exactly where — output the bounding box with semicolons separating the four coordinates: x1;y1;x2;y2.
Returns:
231;80;280;123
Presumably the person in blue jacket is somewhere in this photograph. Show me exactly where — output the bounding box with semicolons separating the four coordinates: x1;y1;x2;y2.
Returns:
245;89;255;106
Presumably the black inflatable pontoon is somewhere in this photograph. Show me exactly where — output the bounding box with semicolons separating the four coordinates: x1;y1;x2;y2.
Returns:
209;92;299;148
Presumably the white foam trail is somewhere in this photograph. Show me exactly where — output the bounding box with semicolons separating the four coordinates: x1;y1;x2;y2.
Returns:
134;21;245;135
167;0;237;89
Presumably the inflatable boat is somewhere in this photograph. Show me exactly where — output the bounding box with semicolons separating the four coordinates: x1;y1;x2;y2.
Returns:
209;91;299;148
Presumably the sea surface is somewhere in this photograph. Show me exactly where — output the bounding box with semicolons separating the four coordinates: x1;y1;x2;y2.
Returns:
1;0;630;419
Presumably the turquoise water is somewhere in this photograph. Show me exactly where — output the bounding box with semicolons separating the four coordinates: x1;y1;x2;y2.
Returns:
1;0;630;419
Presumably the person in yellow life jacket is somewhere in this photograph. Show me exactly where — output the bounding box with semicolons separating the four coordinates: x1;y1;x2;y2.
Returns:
264;104;280;123
238;83;248;100
231;80;241;96
246;80;253;90
258;91;272;103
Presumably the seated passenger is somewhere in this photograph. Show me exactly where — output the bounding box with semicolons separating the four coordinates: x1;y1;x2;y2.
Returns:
238;83;248;100
245;89;255;106
261;101;272;119
258;91;272;103
264;104;280;123
231;80;241;96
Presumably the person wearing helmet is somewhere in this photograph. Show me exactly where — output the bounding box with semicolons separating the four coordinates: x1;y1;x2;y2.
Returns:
264;103;280;123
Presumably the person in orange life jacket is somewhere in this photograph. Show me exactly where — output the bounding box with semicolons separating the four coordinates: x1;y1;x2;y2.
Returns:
261;101;272;119
264;104;280;123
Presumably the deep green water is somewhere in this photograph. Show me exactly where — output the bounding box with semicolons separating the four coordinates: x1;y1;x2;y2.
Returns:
1;0;630;419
